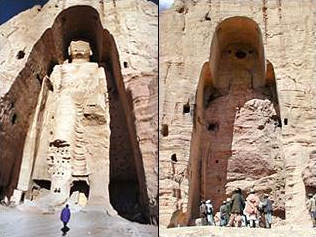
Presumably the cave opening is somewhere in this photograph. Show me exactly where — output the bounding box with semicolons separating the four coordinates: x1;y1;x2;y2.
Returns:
161;124;169;137
284;118;288;125
171;154;177;162
235;50;247;59
70;180;89;206
33;179;51;190
16;50;25;59
183;103;190;114
70;180;89;198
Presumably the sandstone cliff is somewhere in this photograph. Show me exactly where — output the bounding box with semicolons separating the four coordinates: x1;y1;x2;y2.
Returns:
159;0;316;227
0;0;157;223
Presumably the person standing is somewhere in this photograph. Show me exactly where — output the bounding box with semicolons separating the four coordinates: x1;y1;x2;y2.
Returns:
219;200;228;226
306;193;316;228
225;197;232;225
60;204;71;235
228;188;245;227
244;189;260;228
199;200;207;226
205;199;215;225
261;193;273;228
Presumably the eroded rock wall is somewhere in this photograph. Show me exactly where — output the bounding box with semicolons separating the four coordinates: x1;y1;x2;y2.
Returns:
159;0;316;227
0;0;157;223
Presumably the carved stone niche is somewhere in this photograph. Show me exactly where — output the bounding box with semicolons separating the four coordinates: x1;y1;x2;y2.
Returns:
186;16;284;225
4;6;152;224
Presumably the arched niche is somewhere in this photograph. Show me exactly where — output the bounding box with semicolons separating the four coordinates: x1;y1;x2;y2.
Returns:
186;16;283;225
0;5;149;223
207;16;266;95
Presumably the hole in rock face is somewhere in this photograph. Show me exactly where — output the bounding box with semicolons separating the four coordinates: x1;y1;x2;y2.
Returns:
11;113;17;125
161;124;169;137
36;74;42;84
123;61;128;68
215;160;219;164
207;122;218;132
171;154;177;162
204;13;211;21
33;179;51;190
284;118;288;125
183;103;190;114
258;125;265;130
110;180;147;223
177;7;185;14
16;50;25;59
70;181;90;199
235;50;246;59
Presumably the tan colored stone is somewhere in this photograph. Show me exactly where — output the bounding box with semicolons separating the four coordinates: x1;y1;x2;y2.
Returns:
159;0;315;228
0;0;157;226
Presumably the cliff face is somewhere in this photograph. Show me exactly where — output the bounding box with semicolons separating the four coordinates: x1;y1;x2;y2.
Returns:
0;0;157;223
159;0;316;227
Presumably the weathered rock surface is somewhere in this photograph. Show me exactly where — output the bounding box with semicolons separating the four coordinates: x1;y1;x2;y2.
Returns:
302;150;316;192
159;0;316;227
0;0;157;225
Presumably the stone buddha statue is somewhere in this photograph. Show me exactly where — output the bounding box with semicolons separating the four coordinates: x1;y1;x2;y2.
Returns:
35;40;115;213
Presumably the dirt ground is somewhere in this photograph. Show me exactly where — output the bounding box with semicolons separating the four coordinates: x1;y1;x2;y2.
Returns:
159;225;316;237
0;206;158;237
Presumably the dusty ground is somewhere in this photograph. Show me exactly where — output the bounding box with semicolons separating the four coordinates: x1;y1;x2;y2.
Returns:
0;206;157;237
159;225;316;237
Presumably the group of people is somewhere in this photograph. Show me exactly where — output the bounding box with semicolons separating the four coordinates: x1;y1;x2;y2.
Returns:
199;188;272;228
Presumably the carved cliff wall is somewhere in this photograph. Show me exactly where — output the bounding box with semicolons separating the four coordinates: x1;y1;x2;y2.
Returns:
0;0;157;224
159;0;316;227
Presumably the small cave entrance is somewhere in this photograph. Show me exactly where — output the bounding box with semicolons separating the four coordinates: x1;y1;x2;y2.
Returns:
305;185;316;198
70;180;89;206
33;179;51;190
30;179;51;201
109;180;146;223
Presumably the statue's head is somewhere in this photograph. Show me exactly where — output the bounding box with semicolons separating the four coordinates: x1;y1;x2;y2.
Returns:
68;40;92;62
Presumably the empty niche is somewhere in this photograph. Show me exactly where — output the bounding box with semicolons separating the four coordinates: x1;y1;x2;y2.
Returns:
186;16;284;224
171;154;177;162
207;122;219;132
33;179;51;190
16;50;25;59
235;49;247;59
11;113;17;125
70;180;90;199
183;103;190;114
161;124;169;137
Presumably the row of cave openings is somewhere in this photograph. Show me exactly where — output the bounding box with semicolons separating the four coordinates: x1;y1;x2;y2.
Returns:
161;102;191;137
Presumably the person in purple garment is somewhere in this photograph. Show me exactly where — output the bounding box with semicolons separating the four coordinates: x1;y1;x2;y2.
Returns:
60;204;71;235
